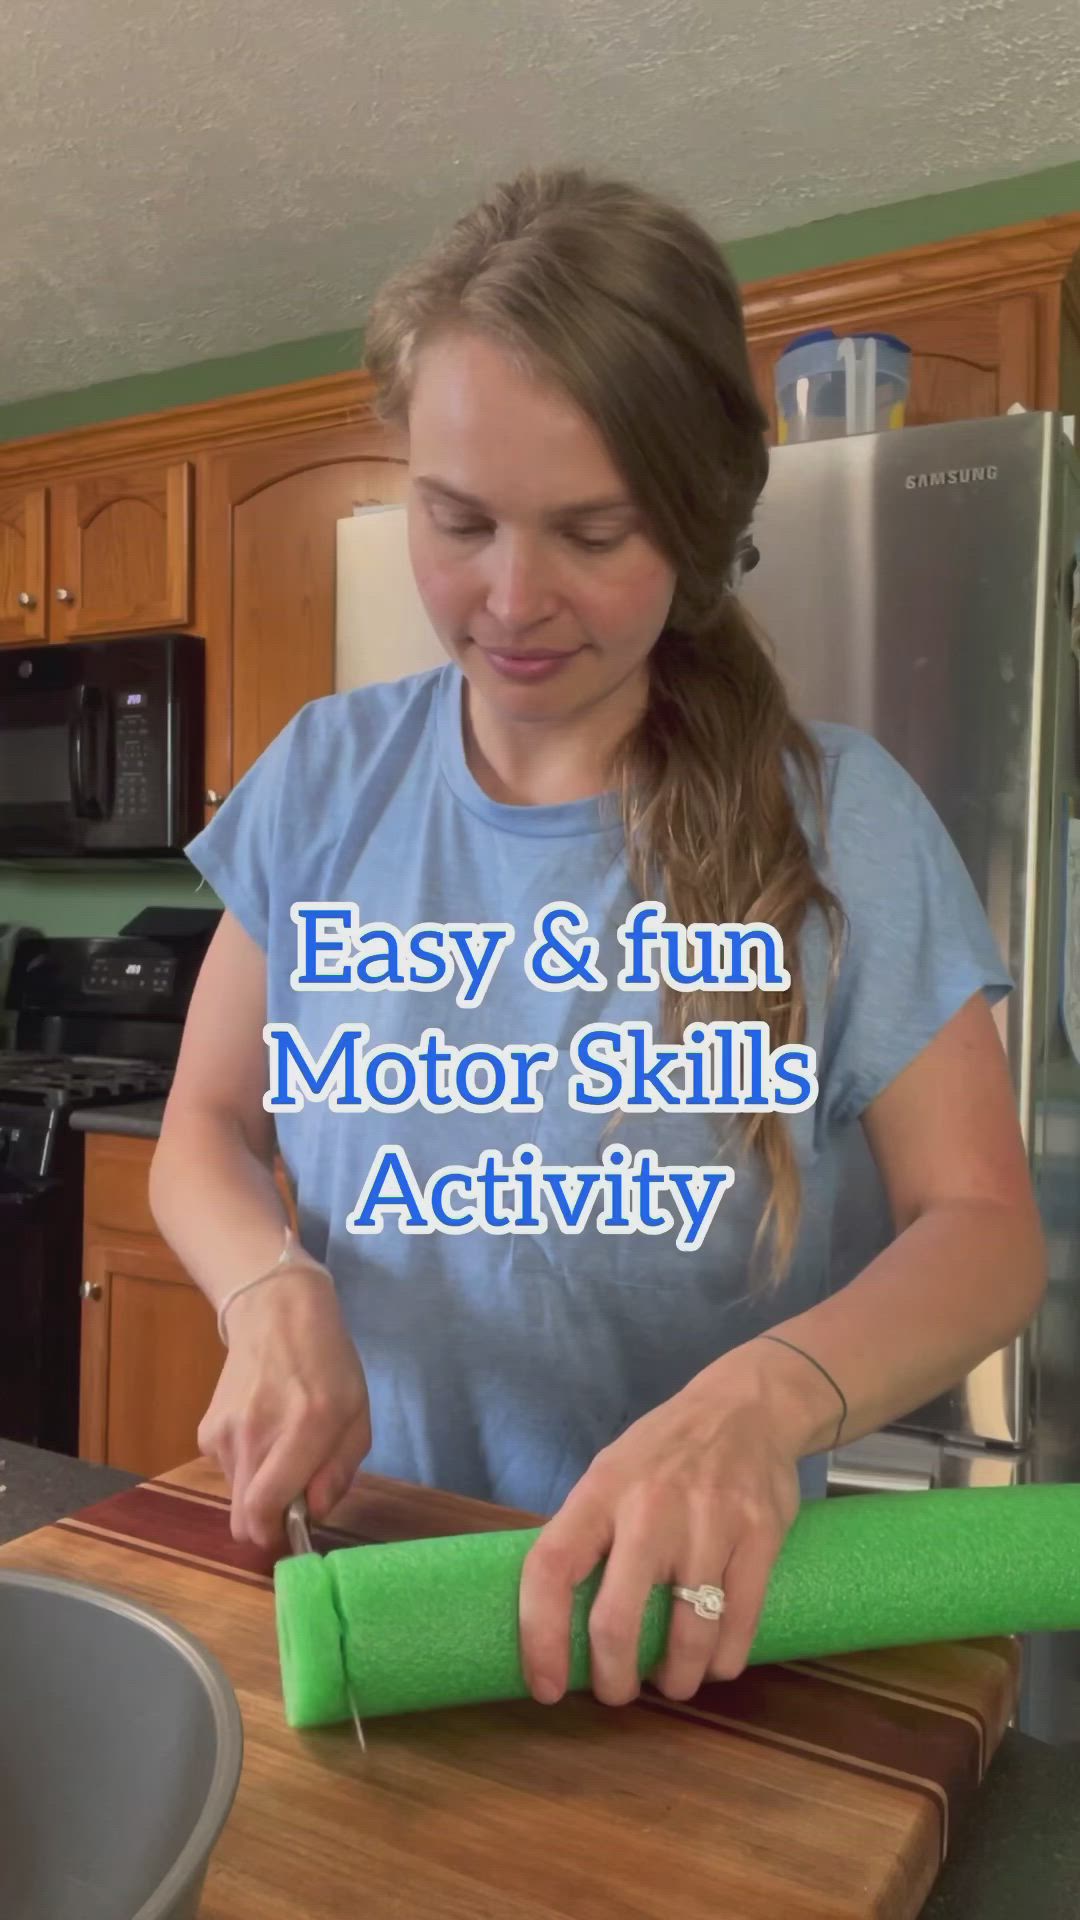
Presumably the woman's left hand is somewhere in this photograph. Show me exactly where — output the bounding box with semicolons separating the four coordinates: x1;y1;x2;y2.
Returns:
517;1343;814;1707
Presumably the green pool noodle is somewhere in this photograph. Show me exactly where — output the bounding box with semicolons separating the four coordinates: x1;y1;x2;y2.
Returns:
273;1481;1080;1728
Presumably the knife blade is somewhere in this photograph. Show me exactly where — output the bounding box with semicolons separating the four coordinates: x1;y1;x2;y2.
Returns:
285;1494;366;1750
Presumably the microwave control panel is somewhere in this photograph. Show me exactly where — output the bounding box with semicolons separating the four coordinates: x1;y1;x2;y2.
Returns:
114;691;154;820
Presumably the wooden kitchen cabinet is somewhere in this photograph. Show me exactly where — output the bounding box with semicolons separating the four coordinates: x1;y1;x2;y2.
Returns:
0;210;1074;800
742;214;1080;442
0;460;193;647
199;422;407;792
50;457;193;639
79;1235;223;1480
0;372;398;808
0;484;47;643
80;1130;299;1478
80;1133;223;1476
884;293;1040;426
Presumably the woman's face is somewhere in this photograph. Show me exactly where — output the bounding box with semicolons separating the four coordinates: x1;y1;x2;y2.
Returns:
405;330;677;725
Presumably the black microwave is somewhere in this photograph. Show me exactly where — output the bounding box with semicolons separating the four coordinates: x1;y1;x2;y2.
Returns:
0;632;204;860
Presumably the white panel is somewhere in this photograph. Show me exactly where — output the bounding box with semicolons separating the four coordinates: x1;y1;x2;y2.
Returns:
334;507;447;691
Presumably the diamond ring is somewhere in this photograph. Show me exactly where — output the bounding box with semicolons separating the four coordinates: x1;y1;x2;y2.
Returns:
672;1582;726;1621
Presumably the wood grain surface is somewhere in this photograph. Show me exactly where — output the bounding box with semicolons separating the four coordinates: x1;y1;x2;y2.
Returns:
0;1457;1020;1920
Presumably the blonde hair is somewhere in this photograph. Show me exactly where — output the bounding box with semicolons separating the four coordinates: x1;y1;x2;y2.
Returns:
365;166;844;1285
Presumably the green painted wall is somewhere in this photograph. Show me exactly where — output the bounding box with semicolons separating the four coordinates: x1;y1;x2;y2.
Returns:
725;155;1080;282
0;330;363;448
3;156;1079;940
0;863;214;938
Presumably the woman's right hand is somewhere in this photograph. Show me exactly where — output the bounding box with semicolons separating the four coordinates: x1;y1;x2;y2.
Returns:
197;1265;372;1551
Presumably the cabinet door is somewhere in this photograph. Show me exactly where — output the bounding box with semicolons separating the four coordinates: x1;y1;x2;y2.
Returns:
891;292;1038;425
79;1133;299;1475
748;291;1041;444
79;1237;223;1478
0;485;47;643
51;458;193;639
201;425;407;799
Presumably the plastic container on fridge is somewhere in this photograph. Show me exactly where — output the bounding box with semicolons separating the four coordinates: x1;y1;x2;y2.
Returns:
774;329;911;443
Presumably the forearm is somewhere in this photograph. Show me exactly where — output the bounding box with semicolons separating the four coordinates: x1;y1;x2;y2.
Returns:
154;1104;370;1545
695;1197;1046;1458
148;1106;302;1316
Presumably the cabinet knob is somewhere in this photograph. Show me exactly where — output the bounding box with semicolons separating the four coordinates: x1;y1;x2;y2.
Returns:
80;1281;102;1302
56;587;75;604
17;591;36;609
204;789;226;807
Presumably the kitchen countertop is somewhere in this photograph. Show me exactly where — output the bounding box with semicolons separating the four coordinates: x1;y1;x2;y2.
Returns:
3;1437;1080;1917
919;1731;1080;1917
69;1097;165;1138
0;1436;138;1546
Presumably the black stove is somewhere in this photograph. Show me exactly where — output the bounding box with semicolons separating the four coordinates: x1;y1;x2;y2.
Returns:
1;907;219;1458
0;1051;175;1110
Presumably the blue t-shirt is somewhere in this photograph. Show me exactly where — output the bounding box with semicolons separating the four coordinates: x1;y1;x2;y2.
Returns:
185;662;1011;1516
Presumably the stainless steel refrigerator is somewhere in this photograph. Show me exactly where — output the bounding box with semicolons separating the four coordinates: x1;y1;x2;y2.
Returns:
739;408;1080;1743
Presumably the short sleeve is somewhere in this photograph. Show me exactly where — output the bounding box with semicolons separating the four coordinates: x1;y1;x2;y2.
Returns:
812;726;1014;1136
184;708;303;951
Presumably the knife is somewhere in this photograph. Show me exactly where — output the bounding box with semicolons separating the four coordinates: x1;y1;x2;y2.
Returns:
285;1494;367;1750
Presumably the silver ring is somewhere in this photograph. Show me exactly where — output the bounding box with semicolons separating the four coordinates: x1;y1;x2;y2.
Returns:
672;1582;726;1621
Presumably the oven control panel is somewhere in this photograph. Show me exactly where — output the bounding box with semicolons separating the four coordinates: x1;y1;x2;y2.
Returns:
84;954;176;1000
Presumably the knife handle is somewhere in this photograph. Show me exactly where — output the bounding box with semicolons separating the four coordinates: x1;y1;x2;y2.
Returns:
284;1497;314;1558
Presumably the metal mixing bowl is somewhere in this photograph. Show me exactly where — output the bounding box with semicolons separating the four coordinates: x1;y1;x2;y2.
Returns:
0;1570;244;1920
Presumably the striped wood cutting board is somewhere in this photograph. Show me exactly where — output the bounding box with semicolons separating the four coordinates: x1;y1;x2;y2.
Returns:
0;1457;1019;1919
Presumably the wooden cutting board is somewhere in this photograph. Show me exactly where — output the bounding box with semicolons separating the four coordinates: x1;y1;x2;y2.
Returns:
0;1457;1019;1919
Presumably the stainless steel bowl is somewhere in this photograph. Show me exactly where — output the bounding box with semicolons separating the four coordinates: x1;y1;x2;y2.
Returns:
0;1570;244;1920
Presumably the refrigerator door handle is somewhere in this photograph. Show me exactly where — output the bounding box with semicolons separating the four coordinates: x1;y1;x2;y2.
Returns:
828;1463;935;1494
1060;556;1068;725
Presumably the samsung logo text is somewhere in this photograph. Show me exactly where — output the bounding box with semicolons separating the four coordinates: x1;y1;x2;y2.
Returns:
904;465;999;490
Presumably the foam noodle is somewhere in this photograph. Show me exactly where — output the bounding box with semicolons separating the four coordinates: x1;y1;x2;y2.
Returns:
274;1483;1080;1728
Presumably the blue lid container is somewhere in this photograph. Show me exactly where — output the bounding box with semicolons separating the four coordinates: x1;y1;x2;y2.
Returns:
774;329;911;441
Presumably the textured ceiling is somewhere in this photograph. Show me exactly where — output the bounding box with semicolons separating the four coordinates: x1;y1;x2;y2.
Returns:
2;0;1079;407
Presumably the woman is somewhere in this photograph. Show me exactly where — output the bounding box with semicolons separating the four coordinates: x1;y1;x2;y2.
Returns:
150;166;1045;1714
